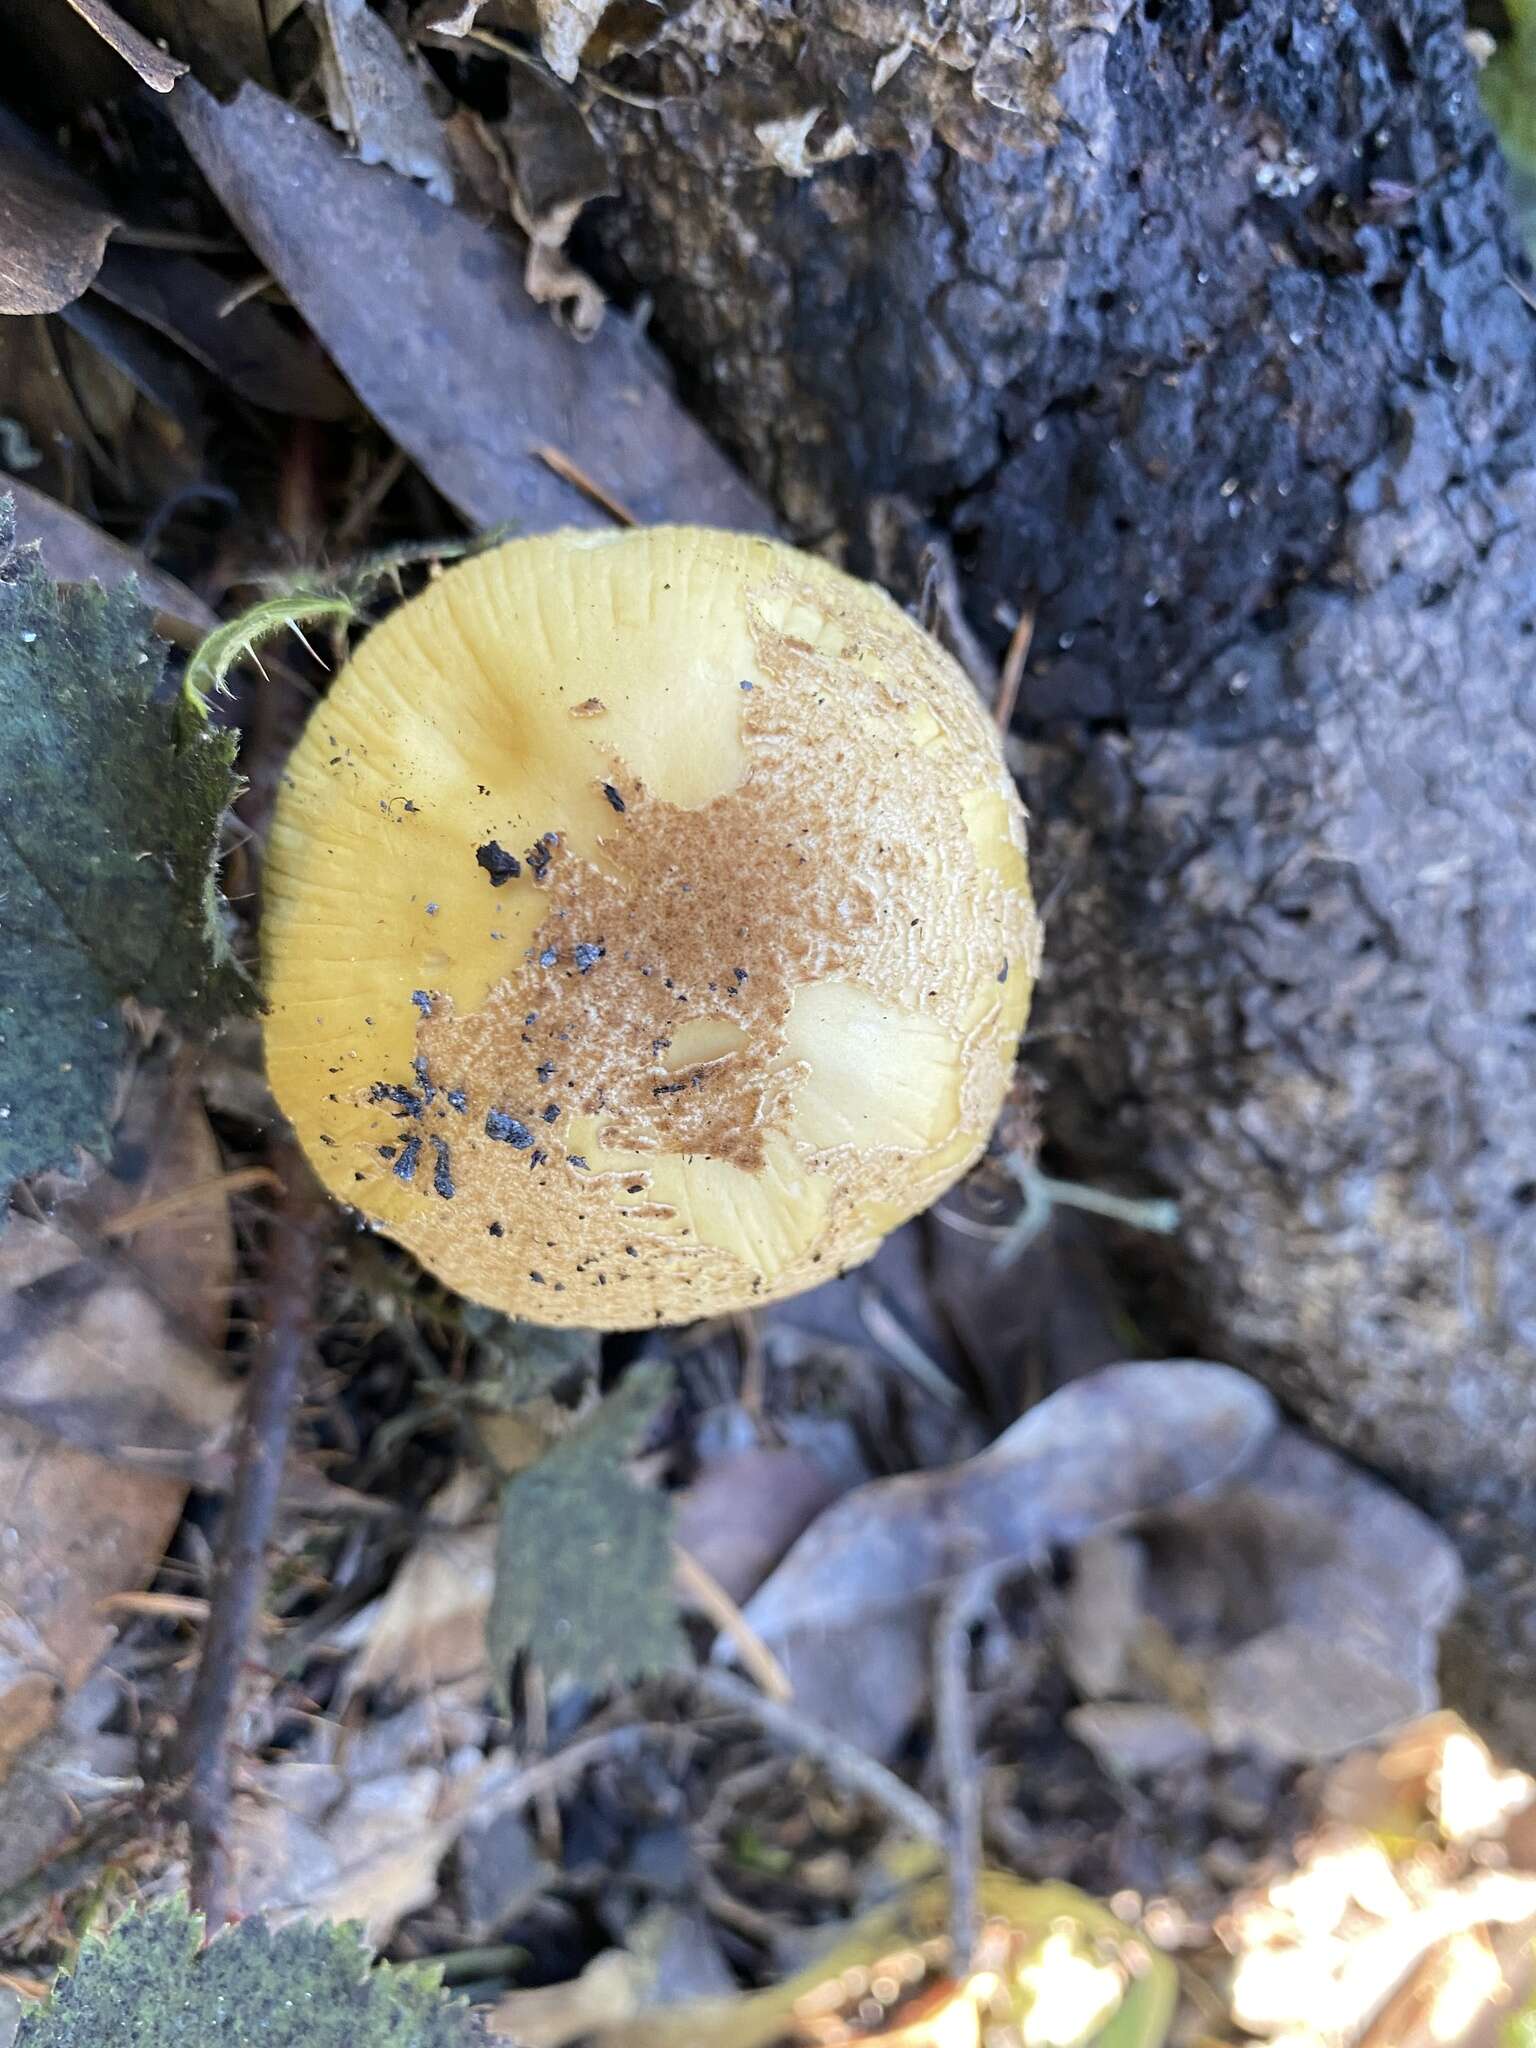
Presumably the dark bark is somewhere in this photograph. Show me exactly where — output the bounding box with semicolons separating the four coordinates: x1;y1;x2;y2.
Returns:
577;1;1536;1733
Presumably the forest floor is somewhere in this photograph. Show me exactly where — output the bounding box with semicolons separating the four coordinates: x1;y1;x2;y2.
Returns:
3;4;1536;2045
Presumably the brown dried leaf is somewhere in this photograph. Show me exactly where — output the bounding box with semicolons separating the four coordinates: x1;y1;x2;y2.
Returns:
314;0;456;202
535;0;612;82
0;1067;237;1782
61;0;187;90
1075;1429;1467;1764
3;472;214;635
231;1703;508;1944
91;244;351;420
0;122;118;317
344;1470;496;1697
167;80;773;535
732;1361;1276;1752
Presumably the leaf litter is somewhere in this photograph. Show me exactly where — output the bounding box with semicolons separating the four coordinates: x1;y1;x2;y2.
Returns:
0;15;1526;2043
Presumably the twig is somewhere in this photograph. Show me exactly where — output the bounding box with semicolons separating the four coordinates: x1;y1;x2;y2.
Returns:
692;1669;947;1847
933;1565;1008;1965
673;1545;792;1702
532;444;638;527
993;604;1035;732
172;1145;328;1925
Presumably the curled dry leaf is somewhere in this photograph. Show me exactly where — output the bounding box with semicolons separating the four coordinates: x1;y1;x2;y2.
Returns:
731;1362;1276;1751
0;112;119;317
343;1468;496;1698
1063;1427;1465;1768
3;473;213;636
314;0;457;203
535;0;612;83
230;1696;511;1945
59;0;188;89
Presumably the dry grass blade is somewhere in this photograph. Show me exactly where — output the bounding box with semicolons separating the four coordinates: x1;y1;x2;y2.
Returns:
673;1545;791;1703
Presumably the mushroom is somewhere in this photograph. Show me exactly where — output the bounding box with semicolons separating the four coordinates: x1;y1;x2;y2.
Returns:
263;527;1041;1328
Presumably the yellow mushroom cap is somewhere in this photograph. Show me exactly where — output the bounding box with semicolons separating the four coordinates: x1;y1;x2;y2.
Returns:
263;527;1040;1328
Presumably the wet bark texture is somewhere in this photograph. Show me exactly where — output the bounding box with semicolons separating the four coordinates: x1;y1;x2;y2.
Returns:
579;1;1536;1733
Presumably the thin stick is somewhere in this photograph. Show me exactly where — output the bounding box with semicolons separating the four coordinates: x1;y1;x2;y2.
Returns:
173;1147;327;1925
693;1669;947;1847
100;1165;279;1239
993;605;1035;733
934;1565;1006;1965
673;1545;792;1702
532;444;638;527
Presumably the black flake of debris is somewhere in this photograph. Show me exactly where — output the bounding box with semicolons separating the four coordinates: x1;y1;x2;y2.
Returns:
537;1061;556;1082
527;839;553;881
371;1082;424;1116
411;989;433;1016
569;1155;589;1170
573;942;605;973
734;966;748;982
476;841;521;886
542;1103;560;1122
378;1144;397;1159
485;1109;534;1148
530;1147;548;1166
530;1271;545;1284
489;1220;504;1236
602;783;626;813
998;956;1009;983
739;679;753;691
393;1135;422;1182
447;1088;468;1111
430;1133;454;1199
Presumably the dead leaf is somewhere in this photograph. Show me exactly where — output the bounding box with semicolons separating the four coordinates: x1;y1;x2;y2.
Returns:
0;1064;236;1786
231;1697;510;1945
0;1668;139;1897
730;1362;1276;1752
1069;1428;1466;1764
91;243;352;420
3;472;214;635
342;1469;497;1698
167;80;775;535
673;1444;848;1607
314;0;457;202
535;0;611;82
492;67;615;336
0;114;119;317
61;0;187;89
123;0;274;91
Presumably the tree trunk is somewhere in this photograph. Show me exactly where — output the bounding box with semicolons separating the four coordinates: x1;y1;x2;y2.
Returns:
578;0;1536;1736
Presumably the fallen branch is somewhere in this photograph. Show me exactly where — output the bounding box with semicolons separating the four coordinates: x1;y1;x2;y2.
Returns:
172;1142;328;1925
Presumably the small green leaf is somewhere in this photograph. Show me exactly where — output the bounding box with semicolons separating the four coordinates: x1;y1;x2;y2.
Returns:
18;1897;483;2047
489;1364;683;1696
180;590;356;725
0;501;253;1200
